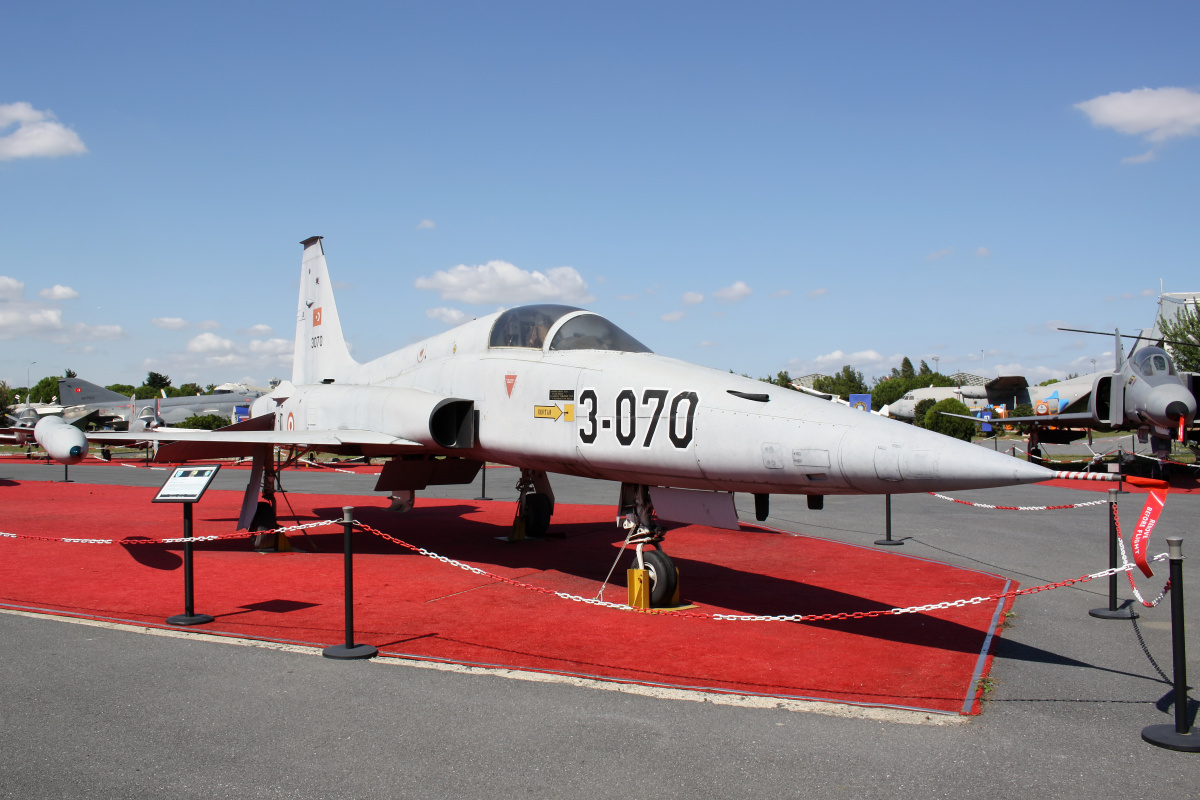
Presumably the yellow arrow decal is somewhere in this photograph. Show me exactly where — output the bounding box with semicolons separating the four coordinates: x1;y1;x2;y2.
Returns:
534;404;563;421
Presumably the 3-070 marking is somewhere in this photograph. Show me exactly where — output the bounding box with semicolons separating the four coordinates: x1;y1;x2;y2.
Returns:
577;389;697;448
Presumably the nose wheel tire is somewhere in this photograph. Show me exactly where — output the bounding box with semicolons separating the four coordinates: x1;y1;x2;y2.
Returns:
631;548;678;607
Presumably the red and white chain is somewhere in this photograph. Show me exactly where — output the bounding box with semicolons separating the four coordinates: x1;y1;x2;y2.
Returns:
2;515;1172;621
353;520;1169;622
926;493;1106;511
0;519;336;546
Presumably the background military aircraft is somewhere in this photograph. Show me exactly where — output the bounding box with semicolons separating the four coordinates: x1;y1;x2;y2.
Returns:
48;237;1055;606
56;378;261;432
884;373;1094;422
949;329;1197;463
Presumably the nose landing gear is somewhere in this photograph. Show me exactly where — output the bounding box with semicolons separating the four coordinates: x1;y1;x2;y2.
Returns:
620;483;680;608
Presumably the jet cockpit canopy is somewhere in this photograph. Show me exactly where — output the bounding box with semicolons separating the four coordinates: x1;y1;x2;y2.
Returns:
489;305;652;353
1132;346;1176;377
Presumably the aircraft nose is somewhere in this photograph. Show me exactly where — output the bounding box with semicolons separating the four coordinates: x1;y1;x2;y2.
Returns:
1147;384;1196;427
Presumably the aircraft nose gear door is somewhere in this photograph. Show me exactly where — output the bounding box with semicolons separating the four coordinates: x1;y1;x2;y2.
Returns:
619;483;679;607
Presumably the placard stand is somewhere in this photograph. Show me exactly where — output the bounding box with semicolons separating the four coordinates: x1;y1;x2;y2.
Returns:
154;466;221;627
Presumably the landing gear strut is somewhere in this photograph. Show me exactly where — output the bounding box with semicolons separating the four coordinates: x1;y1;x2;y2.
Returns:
513;468;555;539
619;483;679;607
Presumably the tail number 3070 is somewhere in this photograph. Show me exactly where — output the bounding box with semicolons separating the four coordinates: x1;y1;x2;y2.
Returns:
577;389;697;448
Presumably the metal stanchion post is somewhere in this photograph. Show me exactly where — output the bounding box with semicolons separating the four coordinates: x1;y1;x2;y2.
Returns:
874;494;903;546
323;506;377;660
474;463;492;501
167;503;214;626
1142;537;1199;752
1091;488;1137;619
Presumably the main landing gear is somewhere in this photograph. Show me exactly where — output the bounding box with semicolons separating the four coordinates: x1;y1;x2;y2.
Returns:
619;483;679;607
512;468;555;540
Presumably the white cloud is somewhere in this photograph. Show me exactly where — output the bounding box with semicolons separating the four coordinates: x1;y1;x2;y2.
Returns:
0;275;104;341
416;219;436;230
711;281;752;303
1076;87;1200;144
976;247;991;258
661;310;686;322
0;305;63;338
927;247;954;261
248;338;292;355
699;340;718;347
0;102;87;161
68;323;123;340
186;332;234;354
770;289;792;298
806;288;828;299
426;307;467;325
0;276;26;301
415;261;594;305
197;320;221;330
1122;150;1158;165
38;284;78;300
241;324;274;336
152;317;189;330
681;291;704;305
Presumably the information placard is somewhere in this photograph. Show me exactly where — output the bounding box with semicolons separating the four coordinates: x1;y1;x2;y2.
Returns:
153;465;221;503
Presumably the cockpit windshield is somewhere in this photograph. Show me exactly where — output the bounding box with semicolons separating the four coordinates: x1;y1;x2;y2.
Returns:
1133;347;1175;376
549;313;652;353
489;305;581;349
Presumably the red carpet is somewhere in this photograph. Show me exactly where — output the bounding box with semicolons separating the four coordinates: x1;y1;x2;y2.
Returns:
1;480;1014;715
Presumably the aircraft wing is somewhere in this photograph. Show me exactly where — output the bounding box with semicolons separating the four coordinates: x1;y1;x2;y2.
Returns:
942;411;1098;426
86;428;427;460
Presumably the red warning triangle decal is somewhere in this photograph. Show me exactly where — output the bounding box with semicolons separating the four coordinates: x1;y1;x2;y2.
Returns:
505;375;517;397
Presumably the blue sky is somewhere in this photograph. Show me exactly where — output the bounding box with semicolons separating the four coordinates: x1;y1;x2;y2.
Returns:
3;2;1198;393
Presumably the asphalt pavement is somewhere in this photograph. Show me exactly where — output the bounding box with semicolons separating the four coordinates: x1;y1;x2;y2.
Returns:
1;458;1198;798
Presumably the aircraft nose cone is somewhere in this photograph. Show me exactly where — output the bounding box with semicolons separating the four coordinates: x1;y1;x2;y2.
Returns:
1166;400;1191;421
932;438;1054;489
838;417;1054;493
1146;384;1196;427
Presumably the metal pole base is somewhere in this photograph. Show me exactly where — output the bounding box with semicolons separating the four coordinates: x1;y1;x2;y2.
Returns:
322;643;378;660
1141;724;1200;752
1089;606;1139;620
166;613;214;626
474;496;493;501
874;539;904;546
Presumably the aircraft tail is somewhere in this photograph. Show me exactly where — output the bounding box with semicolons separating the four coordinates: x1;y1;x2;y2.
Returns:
58;378;131;404
293;236;357;385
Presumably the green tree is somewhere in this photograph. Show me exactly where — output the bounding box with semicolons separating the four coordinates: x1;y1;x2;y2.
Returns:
1161;299;1200;372
178;382;203;396
106;384;136;397
899;357;915;380
918;360;932;377
924;398;976;441
174;414;230;430
812;365;868;401
144;372;172;390
911;398;937;429
64;368;77;378
30;375;60;403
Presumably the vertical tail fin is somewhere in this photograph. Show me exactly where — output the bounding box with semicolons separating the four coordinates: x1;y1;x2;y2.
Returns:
293;236;357;385
1114;328;1125;371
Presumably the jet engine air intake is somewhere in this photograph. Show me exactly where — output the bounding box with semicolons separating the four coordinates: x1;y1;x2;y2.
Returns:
430;399;475;449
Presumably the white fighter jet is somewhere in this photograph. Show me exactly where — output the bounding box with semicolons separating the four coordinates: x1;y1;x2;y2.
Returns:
48;237;1052;605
